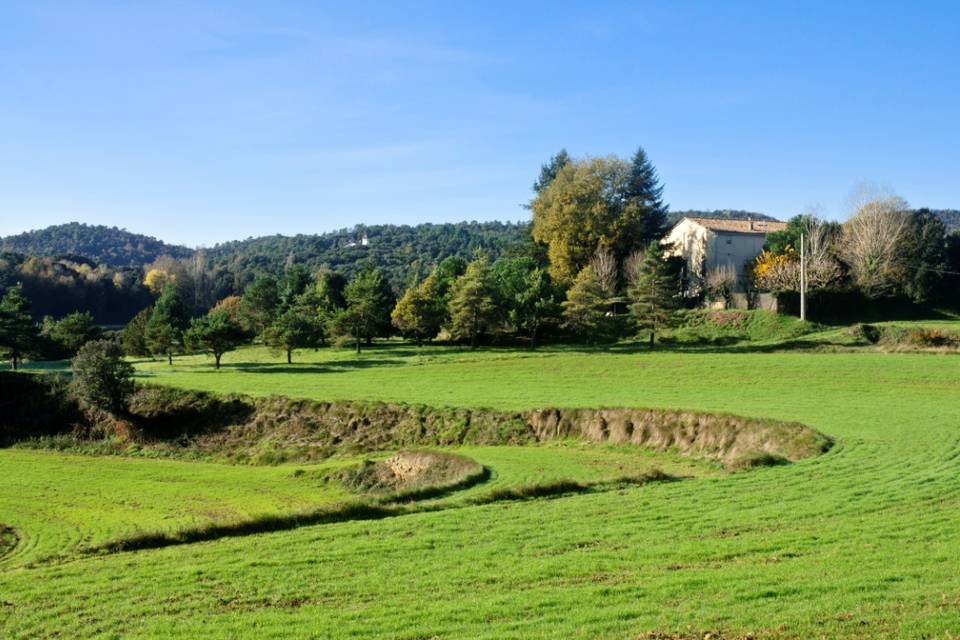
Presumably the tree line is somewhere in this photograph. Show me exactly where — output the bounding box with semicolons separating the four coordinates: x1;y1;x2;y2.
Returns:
0;221;531;324
4;146;960;369
746;196;960;310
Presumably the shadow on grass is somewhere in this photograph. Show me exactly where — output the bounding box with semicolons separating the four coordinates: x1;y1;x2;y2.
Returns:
182;358;408;375
77;470;676;559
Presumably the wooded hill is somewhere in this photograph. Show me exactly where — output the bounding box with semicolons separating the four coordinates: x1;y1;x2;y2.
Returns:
0;213;774;270
0;222;193;267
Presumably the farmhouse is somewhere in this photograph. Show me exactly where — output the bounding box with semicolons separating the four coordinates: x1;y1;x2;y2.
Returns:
663;217;787;297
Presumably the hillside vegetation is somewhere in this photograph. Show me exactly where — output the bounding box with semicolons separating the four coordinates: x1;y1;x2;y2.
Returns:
0;222;192;266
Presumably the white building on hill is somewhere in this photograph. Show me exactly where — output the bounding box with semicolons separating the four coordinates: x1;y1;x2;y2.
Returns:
663;217;787;297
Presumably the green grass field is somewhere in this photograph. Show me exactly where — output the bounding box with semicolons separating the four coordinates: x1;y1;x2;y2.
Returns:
0;442;712;569
3;333;960;638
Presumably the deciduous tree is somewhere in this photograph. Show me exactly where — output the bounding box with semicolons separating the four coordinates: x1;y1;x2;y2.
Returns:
531;151;667;288
840;197;911;298
391;274;442;346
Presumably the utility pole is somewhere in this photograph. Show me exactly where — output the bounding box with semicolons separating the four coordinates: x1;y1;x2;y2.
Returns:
799;232;806;322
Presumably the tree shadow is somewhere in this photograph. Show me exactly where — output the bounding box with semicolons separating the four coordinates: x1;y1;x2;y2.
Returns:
221;358;406;375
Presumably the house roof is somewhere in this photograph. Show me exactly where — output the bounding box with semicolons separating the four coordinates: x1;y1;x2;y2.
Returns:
683;217;787;234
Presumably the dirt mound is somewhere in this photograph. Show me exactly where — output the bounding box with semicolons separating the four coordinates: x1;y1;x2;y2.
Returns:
9;381;832;469
181;395;829;468
337;450;484;494
524;408;830;468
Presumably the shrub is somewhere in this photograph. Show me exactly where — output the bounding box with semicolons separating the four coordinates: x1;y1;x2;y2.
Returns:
849;323;881;344
907;328;957;347
70;340;135;415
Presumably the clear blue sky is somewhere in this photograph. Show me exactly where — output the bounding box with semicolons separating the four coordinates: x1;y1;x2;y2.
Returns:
1;1;958;246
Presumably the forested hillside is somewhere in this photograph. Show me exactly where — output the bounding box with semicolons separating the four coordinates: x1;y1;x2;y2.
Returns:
0;253;152;323
668;209;778;224
0;222;193;267
205;221;531;291
0;221;532;322
930;209;960;233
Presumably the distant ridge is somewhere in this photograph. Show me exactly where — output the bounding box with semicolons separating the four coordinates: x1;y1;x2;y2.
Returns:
0;222;192;267
926;209;960;233
668;209;781;224
4;208;955;272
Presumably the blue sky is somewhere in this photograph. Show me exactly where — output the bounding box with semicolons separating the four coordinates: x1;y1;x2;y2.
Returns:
1;1;958;246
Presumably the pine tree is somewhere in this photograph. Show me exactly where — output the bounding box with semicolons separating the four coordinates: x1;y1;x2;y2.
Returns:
184;310;251;369
493;257;559;348
41;311;101;356
628;242;680;347
263;303;324;363
625;146;669;243
561;266;608;343
145;284;190;365
532;148;571;194
121;306;153;357
240;275;280;336
447;254;498;349
330;268;392;354
391;274;442;346
0;284;39;370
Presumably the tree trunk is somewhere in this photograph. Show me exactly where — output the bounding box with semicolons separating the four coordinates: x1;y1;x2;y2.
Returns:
471;308;478;350
416;335;422;347
356;333;361;355
168;352;173;365
286;349;292;364
11;357;17;371
530;326;537;350
215;353;221;370
649;331;655;348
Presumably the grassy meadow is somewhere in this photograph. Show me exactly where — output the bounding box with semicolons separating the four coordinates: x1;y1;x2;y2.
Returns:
0;443;710;569
3;325;960;638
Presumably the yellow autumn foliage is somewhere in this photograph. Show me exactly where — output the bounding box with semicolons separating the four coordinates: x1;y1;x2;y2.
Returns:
752;247;796;281
144;268;175;294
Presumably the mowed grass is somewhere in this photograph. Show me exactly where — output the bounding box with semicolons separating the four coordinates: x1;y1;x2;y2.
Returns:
0;450;352;567
0;442;708;569
3;341;960;638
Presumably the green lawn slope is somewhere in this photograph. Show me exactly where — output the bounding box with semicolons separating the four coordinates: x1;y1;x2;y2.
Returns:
2;337;960;638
